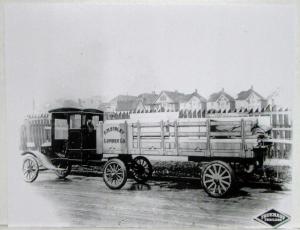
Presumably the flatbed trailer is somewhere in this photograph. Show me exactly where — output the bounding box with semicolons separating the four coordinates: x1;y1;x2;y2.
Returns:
100;118;267;159
21;107;272;198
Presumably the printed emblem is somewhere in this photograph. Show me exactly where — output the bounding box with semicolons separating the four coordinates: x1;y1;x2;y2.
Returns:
254;209;290;228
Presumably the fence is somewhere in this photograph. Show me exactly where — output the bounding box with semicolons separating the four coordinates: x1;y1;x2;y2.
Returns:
20;105;292;160
20;113;51;151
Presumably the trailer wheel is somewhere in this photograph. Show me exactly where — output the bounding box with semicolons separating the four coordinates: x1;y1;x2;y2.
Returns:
103;158;127;190
201;161;235;198
131;156;153;183
54;161;72;179
22;155;39;183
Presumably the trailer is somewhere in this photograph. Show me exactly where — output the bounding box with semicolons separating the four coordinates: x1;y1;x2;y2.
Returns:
21;107;272;198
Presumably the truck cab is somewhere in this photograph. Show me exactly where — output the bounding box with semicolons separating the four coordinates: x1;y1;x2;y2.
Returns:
42;107;104;164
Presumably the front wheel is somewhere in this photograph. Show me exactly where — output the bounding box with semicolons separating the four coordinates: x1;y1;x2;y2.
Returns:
201;161;235;198
103;158;127;190
22;155;39;183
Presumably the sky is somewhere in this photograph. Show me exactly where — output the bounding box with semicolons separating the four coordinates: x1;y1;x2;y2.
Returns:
4;3;296;116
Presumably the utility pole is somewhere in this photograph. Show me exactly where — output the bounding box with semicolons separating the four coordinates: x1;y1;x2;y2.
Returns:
32;98;35;113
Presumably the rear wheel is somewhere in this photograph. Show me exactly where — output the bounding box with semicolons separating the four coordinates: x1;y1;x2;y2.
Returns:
131;156;153;183
22;155;39;183
201;161;235;198
103;158;127;189
54;161;72;179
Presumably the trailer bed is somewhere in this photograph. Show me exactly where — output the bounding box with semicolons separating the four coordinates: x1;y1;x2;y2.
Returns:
97;117;270;159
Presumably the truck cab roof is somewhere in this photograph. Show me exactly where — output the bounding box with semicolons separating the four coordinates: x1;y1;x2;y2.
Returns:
48;107;103;114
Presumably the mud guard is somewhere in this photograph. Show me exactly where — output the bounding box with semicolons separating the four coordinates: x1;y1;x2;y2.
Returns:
21;151;63;170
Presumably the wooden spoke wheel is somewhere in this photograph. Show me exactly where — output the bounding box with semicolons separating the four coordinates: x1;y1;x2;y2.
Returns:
22;155;39;183
131;156;153;183
201;161;235;198
103;158;127;190
54;161;72;179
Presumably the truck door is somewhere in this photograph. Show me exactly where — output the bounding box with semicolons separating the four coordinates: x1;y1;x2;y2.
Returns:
82;114;98;150
68;114;82;159
68;113;101;161
81;114;100;162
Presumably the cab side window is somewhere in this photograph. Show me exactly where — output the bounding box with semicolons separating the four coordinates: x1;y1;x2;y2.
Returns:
70;114;81;129
54;119;68;139
92;115;99;127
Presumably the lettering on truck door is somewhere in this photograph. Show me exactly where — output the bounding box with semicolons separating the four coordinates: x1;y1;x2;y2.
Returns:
103;122;127;154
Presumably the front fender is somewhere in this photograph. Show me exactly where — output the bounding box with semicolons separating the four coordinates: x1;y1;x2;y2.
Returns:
21;151;60;170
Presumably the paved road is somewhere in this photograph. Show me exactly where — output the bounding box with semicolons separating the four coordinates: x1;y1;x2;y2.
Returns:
10;172;292;228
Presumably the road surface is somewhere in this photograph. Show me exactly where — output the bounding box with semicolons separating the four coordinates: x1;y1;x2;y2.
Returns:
9;172;292;228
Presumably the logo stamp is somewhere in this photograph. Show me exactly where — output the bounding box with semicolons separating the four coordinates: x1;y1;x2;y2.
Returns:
254;209;290;228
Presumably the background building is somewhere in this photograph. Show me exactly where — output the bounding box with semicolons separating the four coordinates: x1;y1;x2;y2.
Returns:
107;95;138;112
40;87;275;115
153;90;184;111
235;86;267;111
179;90;207;111
207;88;235;111
153;90;206;112
135;92;158;111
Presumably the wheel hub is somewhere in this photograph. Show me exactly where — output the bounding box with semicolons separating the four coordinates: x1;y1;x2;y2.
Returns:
27;166;33;171
112;171;119;177
136;165;145;174
25;163;35;173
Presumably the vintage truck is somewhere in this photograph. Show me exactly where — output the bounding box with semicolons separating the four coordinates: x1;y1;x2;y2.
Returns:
21;107;272;198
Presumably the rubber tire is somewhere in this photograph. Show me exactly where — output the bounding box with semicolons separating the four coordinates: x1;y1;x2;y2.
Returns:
54;161;72;179
201;161;235;198
22;155;39;183
131;156;153;183
103;158;127;190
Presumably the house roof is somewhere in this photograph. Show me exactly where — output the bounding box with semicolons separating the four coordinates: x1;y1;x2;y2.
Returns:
168;91;188;102
236;87;265;100
138;93;158;105
111;90;208;111
154;91;186;103
154;90;207;104
208;90;235;102
110;95;138;104
116;100;138;111
185;92;207;103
